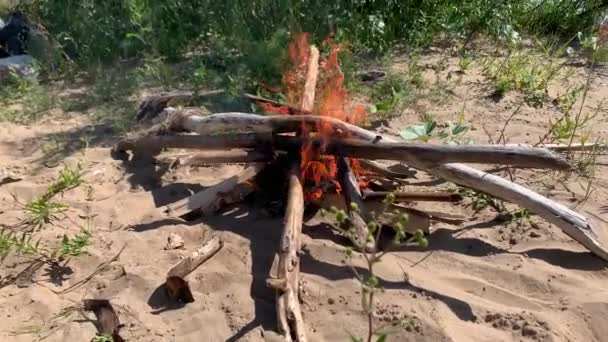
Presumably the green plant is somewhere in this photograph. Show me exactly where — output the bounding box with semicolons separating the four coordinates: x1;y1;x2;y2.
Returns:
399;115;471;144
459;188;506;214
92;334;114;342
24;197;67;231
60;229;92;257
320;194;427;342
369;75;413;115
47;164;83;197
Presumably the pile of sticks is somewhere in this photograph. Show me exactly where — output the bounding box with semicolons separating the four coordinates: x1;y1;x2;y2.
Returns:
115;45;608;342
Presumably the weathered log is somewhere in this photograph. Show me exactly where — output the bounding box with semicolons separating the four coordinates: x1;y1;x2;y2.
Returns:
115;133;570;170
164;164;263;217
164;111;569;169
165;236;223;303
337;156;373;252
266;162;307;341
83;299;124;342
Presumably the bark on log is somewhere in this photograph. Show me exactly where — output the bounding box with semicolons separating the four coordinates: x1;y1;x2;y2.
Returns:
165;236;223;303
266;162;307;342
164;164;263;217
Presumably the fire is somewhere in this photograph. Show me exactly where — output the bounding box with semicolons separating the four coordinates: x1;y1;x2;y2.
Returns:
260;32;368;200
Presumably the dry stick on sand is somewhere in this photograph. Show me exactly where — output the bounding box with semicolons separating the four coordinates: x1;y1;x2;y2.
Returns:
266;162;307;342
165;235;223;303
163;163;264;217
50;244;126;295
142;110;608;260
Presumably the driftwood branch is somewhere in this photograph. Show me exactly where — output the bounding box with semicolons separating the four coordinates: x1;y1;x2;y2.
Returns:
165;236;223;303
267;162;307;341
164;164;263;217
116;133;570;170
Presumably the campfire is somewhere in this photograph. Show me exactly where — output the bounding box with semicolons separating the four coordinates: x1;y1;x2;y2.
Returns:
115;33;608;342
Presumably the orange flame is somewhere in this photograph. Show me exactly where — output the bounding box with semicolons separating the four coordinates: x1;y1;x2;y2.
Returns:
262;32;368;200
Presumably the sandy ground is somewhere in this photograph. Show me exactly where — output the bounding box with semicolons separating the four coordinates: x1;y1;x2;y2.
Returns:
1;49;608;342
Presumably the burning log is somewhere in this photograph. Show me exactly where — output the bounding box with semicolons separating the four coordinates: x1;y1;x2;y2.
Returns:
116;132;570;170
159;111;569;169
267;162;308;342
337;156;374;252
164;163;263;217
165;236;223;303
117;113;608;260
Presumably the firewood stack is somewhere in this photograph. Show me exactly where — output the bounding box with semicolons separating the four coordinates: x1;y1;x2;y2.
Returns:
114;34;608;342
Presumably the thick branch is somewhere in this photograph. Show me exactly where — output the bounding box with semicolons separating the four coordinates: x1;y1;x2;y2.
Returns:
267;162;307;341
115;133;570;170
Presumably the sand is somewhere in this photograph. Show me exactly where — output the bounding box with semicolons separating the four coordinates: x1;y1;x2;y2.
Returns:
0;49;607;342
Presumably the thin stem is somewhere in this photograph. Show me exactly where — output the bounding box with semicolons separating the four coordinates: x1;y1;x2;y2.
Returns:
567;61;595;154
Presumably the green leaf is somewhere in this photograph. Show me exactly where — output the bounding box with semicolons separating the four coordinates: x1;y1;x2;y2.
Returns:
399;124;428;141
376;335;388;342
368;104;378;114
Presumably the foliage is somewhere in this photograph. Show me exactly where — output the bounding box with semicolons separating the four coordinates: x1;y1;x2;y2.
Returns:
320;193;428;342
399;114;471;144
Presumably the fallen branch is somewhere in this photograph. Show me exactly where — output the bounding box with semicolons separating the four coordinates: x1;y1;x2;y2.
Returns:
267;162;307;341
165;236;223;303
116;133;570;170
83;299;124;342
164;163;263;217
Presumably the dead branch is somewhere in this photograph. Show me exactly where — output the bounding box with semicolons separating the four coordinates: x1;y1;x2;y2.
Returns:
116;133;570;170
267;162;307;341
163;111;569;169
83;299;124;342
165;236;223;303
164;164;263;217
